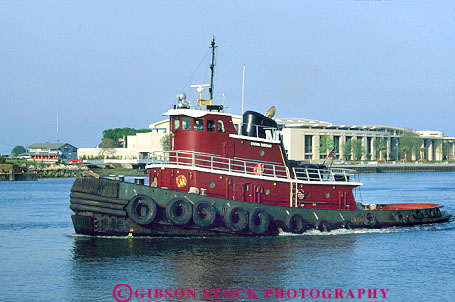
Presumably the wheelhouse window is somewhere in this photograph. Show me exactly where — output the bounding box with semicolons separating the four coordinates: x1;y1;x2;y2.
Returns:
194;118;204;131
173;117;180;130
182;117;191;130
207;119;215;132
217;120;225;133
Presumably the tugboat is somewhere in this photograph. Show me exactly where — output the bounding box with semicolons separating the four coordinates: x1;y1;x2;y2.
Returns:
70;38;451;236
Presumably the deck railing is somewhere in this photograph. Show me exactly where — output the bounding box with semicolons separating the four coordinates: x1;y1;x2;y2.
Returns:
146;150;356;183
147;150;289;179
292;166;355;182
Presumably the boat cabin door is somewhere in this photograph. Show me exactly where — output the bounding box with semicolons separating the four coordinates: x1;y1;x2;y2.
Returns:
233;183;252;201
233;183;260;203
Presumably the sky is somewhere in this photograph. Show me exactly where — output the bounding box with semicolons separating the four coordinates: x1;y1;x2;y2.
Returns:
1;0;454;154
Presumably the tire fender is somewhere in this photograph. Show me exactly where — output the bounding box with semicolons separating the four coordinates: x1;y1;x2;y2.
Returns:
224;206;248;232
363;212;378;227
127;195;158;225
166;198;193;225
193;201;216;228
315;220;332;232
248;208;271;235
284;213;306;234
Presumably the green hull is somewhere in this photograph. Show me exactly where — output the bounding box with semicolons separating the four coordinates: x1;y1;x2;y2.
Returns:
70;177;451;236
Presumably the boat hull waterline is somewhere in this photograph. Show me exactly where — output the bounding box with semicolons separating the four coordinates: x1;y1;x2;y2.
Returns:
70;177;451;237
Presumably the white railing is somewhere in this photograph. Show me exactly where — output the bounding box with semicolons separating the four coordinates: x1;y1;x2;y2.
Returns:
146;150;356;183
147;150;289;179
292;166;356;182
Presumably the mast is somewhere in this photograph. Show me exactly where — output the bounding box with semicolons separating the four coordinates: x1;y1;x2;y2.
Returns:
242;65;245;114
209;36;217;101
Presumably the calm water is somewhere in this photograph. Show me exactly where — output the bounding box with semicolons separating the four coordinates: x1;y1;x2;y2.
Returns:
0;173;454;302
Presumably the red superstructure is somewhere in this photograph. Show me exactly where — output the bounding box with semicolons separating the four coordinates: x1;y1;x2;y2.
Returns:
147;105;360;211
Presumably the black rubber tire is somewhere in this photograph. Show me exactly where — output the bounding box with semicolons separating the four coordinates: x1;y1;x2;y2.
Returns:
193;202;216;228
429;208;440;218
248;208;271;235
224;206;248;232
284;213;306;234
342;221;354;229
413;209;424;220
165;198;193;225
393;212;407;224
363;212;378;227
434;207;441;217
127;195;157;225
315;220;332;232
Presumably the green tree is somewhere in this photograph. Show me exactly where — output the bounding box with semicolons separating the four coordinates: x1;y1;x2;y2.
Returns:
11;145;27;156
319;134;334;156
351;139;364;161
99;138;116;157
99;138;115;148
419;147;426;161
101;128;153;147
160;134;170;151
373;138;386;159
0;157;6;164
399;131;420;161
342;140;352;161
442;141;450;160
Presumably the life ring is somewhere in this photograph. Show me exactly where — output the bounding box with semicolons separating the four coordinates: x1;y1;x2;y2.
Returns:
193;201;216;228
127;195;157;225
175;175;187;188
284;213;306;234
224;206;248;232
253;164;265;176
248;208;271;235
315;220;332;232
165;198;193;225
363;212;378;227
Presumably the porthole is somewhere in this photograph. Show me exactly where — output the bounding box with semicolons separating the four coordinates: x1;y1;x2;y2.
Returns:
209;181;215;188
259;150;265;156
265;188;270;195
325;192;330;199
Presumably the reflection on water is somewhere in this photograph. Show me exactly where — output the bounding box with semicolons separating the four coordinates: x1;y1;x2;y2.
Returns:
69;235;357;300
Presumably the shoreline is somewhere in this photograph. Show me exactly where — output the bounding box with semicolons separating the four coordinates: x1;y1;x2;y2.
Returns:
3;162;455;181
333;162;455;174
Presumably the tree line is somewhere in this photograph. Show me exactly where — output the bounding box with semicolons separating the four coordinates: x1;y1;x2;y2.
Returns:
99;128;154;148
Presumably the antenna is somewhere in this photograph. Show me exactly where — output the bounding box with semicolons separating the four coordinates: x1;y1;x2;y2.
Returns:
241;64;245;114
209;36;217;101
57;113;59;142
190;84;211;110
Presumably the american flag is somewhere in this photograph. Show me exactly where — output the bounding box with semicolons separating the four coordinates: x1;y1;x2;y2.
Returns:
324;146;337;161
118;137;125;146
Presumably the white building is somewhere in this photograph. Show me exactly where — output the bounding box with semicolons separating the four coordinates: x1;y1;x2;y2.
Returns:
77;129;166;160
78;114;455;162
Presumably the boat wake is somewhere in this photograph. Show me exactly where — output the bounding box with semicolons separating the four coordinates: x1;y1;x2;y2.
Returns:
277;222;454;236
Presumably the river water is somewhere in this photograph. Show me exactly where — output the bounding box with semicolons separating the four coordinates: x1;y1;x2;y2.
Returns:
0;173;454;302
